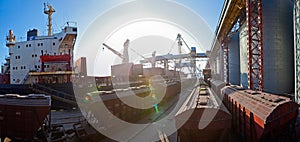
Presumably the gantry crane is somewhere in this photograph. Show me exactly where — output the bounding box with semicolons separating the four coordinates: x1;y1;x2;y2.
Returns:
102;39;130;64
139;34;207;77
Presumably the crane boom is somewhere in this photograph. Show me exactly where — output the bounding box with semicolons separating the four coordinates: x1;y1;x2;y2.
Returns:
131;49;156;68
130;48;148;61
103;39;130;64
102;43;125;60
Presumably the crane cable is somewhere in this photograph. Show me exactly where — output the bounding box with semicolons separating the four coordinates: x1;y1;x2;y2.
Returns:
168;35;191;54
181;36;191;51
167;37;178;54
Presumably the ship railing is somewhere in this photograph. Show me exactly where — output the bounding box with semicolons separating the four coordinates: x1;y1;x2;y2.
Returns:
33;83;75;101
61;21;77;29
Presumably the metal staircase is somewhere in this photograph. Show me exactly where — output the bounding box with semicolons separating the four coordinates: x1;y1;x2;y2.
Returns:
21;72;29;84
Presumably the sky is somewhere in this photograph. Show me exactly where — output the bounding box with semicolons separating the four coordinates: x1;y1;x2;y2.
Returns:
0;0;224;75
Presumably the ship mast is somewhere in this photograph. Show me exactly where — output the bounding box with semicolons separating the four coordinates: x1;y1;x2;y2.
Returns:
44;3;55;36
6;29;16;47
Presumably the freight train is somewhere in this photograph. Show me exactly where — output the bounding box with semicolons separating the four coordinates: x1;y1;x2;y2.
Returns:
175;80;231;142
0;94;51;141
221;85;298;141
206;76;298;141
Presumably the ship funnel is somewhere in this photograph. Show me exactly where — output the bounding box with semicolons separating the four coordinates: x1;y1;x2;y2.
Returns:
6;29;16;47
44;3;55;36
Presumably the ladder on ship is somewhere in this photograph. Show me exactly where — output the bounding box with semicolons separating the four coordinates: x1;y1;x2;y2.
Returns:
30;84;77;106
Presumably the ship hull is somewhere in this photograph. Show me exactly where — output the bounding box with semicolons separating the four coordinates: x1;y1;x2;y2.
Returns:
80;81;181;140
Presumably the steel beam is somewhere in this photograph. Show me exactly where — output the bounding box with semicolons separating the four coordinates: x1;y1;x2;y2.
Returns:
246;0;264;91
295;0;300;103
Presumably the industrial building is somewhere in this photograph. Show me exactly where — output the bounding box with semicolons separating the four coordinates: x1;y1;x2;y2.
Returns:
208;0;300;103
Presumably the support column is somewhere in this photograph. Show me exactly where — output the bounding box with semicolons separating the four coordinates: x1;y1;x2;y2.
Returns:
164;59;168;75
246;0;264;91
295;0;300;103
223;37;229;84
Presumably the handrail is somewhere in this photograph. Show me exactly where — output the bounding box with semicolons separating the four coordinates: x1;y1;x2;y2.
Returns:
33;83;75;100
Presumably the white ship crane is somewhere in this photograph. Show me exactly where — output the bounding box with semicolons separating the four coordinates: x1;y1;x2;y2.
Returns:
131;49;156;68
102;39;130;64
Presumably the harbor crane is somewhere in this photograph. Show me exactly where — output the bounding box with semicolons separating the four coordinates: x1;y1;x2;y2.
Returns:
139;33;207;77
102;39;130;64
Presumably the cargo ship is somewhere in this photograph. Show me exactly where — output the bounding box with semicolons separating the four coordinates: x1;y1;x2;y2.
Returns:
0;3;77;108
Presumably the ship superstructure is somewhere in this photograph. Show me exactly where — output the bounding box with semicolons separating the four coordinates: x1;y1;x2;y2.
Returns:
1;3;77;84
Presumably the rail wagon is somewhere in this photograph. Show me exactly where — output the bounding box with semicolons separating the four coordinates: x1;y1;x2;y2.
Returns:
221;85;298;141
0;94;51;141
175;82;231;142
